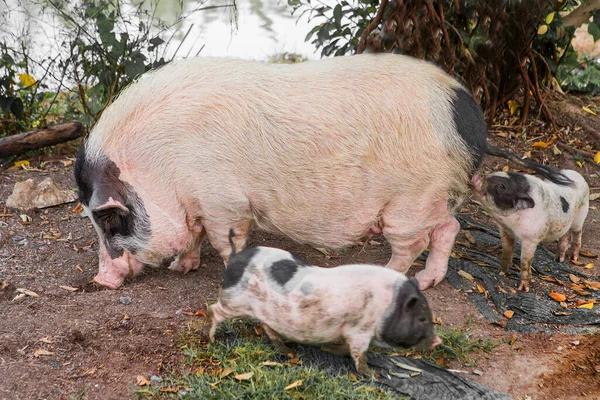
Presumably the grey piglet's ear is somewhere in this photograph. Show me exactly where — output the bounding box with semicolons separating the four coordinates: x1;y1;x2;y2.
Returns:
408;277;420;289
515;195;535;211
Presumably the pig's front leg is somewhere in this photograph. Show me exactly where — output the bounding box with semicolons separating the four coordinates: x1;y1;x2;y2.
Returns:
518;240;538;292
384;233;429;274
415;217;460;290
571;230;583;263
260;323;292;354
203;219;253;264
347;334;374;379
169;230;207;273
557;232;570;263
499;228;515;275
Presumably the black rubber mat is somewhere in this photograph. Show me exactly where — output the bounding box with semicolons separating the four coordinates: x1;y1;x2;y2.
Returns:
444;215;600;333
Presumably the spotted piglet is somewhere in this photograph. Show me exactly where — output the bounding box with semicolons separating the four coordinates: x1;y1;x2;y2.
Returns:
472;169;589;291
208;231;441;378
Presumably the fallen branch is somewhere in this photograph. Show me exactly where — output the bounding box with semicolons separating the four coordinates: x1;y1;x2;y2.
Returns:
0;121;85;158
357;0;389;54
556;142;597;161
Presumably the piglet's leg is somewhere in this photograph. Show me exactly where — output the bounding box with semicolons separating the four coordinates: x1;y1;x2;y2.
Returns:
415;217;460;290
499;228;515;275
260;323;292;354
557;232;570;263
518;241;537;292
207;302;242;343
571;230;583;263
346;335;374;379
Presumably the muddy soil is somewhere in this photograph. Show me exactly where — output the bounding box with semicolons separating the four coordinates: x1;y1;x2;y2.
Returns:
1;115;599;400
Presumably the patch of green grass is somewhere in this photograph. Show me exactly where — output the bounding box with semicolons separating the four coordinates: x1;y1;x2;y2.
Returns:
136;319;399;400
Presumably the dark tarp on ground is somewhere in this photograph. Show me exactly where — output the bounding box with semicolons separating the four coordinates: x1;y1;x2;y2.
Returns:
293;344;514;400
444;215;600;334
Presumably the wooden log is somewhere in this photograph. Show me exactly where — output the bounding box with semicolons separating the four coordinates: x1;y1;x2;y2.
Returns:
0;121;85;158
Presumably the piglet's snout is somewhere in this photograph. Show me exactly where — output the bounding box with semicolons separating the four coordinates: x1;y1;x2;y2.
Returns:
430;335;442;349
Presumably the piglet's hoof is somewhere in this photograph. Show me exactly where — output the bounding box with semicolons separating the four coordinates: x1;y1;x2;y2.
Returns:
356;366;376;381
517;280;530;292
415;270;444;290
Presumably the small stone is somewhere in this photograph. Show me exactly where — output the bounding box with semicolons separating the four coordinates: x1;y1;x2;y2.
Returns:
556;346;563;351
572;340;580;346
150;375;163;384
119;296;132;305
472;369;484;376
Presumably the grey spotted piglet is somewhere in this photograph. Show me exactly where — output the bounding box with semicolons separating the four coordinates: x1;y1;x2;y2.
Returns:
472;169;589;292
208;231;441;378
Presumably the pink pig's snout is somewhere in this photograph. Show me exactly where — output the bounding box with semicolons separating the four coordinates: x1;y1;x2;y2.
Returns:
430;335;443;349
93;243;145;289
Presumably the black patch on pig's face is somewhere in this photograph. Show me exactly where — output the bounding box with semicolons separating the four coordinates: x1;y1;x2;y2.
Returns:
222;247;259;290
74;143;151;259
486;173;535;211
560;196;569;213
380;278;435;349
451;88;488;172
270;258;305;286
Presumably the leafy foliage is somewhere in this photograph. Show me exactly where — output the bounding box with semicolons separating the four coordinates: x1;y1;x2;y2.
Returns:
291;0;600;121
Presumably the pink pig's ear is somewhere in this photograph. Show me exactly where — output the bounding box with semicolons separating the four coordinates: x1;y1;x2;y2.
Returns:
89;187;129;213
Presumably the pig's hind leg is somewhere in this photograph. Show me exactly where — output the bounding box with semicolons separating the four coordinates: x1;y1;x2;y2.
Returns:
346;334;374;379
569;204;588;262
260;323;292;354
207;302;244;343
415;217;461;290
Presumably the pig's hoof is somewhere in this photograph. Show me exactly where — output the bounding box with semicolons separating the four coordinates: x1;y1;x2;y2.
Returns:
169;255;200;274
415;270;444;290
517;281;530;292
356;367;376;381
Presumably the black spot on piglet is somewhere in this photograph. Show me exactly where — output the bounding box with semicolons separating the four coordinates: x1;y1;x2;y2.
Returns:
222;247;259;289
560;196;570;213
270;257;307;286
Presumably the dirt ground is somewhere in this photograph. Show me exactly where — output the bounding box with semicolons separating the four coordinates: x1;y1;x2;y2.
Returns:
1;101;599;400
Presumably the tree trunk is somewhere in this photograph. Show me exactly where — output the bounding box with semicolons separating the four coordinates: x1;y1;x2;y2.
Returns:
562;0;600;29
0;121;85;158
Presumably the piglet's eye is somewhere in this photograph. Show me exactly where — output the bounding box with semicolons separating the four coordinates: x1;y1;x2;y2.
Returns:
419;316;426;322
499;184;506;190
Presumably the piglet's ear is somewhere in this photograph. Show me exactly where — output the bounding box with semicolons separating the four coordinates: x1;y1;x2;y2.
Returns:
90;186;129;213
408;278;420;289
515;195;535;211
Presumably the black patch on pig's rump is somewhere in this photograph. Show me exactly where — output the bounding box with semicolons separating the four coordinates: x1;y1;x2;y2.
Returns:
380;278;434;349
223;247;259;290
74;143;151;259
560;196;570;213
270;258;305;286
450;87;488;172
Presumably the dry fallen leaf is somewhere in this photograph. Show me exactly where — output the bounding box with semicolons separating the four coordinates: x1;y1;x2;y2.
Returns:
584;281;600;290
34;349;54;357
284;380;302;391
433;316;443;325
458;270;474;281
71;203;83;213
580;250;598;259
39;337;53;344
571;259;584;266
582;106;597;115
577;303;594;309
260;361;283;367
575;161;584;169
59;285;78;292
595;152;600;165
507;100;519;115
220;368;233;378
504;310;514;319
476;284;486;293
569;274;581;284
576;299;598;306
584;263;595;269
1;280;8;290
159;388;178;393
554;311;573;316
254;325;263;336
590;193;600;201
234;372;254;381
75;264;84;273
560;301;568;308
465;231;476;245
502;165;509;172
16;288;39;298
549;292;566;302
137;375;151;386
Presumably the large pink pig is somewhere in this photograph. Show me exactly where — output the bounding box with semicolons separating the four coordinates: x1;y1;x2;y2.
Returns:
75;53;490;290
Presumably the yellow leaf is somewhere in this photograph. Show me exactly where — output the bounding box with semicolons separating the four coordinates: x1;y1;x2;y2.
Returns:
234;372;254;381
34;349;54;357
582;106;597;115
58;285;78;292
545;12;555;24
594;152;600;164
502;165;509;172
137;375;151;386
532;141;549;148
14;160;30;167
19;73;36;87
576;161;583;168
577;303;594;309
285;380;303;390
507;100;519;115
504;310;514;319
537;25;548;35
476;284;486;293
457;270;474;281
585;263;595;269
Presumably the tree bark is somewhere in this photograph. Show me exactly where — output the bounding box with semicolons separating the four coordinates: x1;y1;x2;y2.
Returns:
0;121;85;158
562;0;600;29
